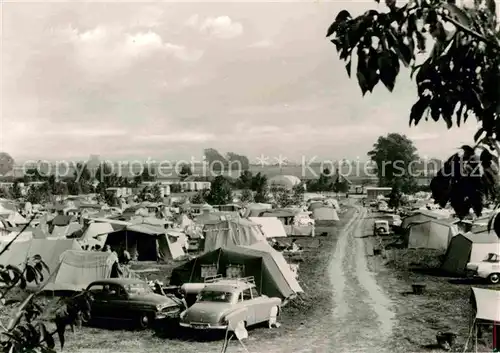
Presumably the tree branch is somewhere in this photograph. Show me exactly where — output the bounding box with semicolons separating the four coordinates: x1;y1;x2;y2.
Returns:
441;13;500;50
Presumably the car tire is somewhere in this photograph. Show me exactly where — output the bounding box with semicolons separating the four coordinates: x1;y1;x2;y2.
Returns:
80;311;91;325
267;306;279;328
488;273;500;284
137;313;152;329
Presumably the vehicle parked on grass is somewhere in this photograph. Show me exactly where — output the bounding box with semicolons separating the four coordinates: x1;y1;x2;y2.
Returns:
373;220;390;236
466;253;500;284
179;276;281;331
85;278;185;329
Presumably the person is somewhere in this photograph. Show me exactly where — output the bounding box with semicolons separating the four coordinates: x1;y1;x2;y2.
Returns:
122;248;131;265
94;244;102;252
104;245;112;253
290;239;301;252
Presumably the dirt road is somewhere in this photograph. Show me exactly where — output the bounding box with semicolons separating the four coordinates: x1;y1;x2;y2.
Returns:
244;204;396;353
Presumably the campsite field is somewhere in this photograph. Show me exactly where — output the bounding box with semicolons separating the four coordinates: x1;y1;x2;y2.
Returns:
22;206;356;353
364;212;500;352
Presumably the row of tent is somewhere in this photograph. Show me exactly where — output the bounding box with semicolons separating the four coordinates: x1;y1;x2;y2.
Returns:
401;210;500;275
0;237;302;300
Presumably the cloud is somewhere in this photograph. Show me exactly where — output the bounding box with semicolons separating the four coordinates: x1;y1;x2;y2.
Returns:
132;132;216;143
65;26;202;75
248;39;272;48
192;15;243;39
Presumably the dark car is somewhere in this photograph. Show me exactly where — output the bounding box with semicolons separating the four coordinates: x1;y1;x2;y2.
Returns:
85;278;185;329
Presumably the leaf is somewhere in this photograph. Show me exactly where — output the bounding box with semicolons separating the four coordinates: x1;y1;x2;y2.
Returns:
415;31;426;52
378;51;400;92
345;60;352;77
410;96;431;125
474;128;486;142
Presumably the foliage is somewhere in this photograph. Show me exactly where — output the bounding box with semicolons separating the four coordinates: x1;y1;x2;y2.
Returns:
169;183;182;193
270;184;304;208
307;168;334;192
205;176;233;205
151;184;163;202
239;189;254;203
25;185;51;205
333;176;350;193
237;170;253;189
178;164;192;180
10;182;22;199
226;152;250;171
368;133;419;193
190;190;208;204
0;187;12;199
388;181;403;210
0;221;92;352
327;0;500;220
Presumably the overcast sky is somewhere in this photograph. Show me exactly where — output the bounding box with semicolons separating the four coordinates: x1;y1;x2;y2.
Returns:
1;0;486;163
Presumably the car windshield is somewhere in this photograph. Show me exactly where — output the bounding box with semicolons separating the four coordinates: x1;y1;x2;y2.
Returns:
198;290;234;303
124;283;153;295
483;253;499;262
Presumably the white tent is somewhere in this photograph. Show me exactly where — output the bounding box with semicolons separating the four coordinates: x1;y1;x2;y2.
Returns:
249;217;287;238
407;220;458;251
79;222;113;248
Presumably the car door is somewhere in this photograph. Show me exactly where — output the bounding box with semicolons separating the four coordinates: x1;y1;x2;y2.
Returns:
87;284;107;319
240;288;256;326
250;287;267;323
103;284;129;321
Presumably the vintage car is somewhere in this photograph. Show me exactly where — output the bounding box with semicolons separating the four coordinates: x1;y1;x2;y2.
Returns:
466;253;500;284
179;277;281;331
85;278;185;328
373;220;390;236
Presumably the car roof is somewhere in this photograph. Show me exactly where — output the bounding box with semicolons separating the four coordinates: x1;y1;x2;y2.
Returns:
88;278;146;286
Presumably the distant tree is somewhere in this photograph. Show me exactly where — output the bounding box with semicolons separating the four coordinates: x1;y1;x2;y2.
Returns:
141;164;156;182
240;189;254;203
291;183;305;205
238;170;253;189
206;176;233;205
368;133;419;193
226;152;250;171
151;184;163;202
67;180;82;195
179;164;192;180
204;148;228;172
10;181;22;199
23;167;46;182
170;183;182;193
190;190;208;204
388;182;403;212
250;172;267;192
270;186;294;208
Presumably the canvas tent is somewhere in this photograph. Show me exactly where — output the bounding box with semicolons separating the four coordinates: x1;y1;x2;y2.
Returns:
170;243;303;300
312;207;340;222
104;224;182;261
464;287;500;352
407;219;458;251
202;218;266;252
0;238;81;277
249;217;287;238
441;232;500;275
401;209;451;230
78;222;113;249
44;250;124;291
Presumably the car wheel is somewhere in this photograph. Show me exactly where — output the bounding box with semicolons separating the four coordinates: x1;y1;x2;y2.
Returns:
267;306;279;328
80;311;91;325
488;273;500;284
137;313;152;329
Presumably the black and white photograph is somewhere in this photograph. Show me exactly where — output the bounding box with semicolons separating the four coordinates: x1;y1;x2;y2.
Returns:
0;0;500;352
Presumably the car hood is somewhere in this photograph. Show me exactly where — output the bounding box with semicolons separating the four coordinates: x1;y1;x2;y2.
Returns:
182;302;233;324
128;293;179;307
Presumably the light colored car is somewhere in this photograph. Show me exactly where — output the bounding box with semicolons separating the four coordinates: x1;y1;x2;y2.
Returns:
373;220;390;236
466;253;500;284
179;277;281;331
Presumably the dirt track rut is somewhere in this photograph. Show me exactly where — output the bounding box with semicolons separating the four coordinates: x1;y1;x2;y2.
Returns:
250;205;396;353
